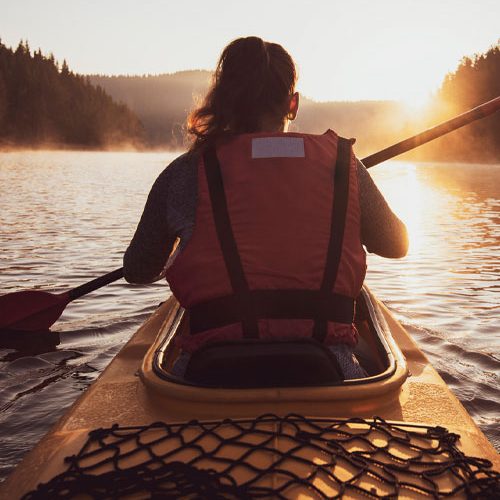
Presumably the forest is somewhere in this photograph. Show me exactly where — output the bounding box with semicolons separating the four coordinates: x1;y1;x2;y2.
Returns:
1;38;498;161
0;40;144;148
415;44;500;162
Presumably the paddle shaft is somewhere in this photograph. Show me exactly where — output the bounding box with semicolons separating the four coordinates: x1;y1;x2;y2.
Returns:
361;96;500;168
69;99;498;301
65;97;499;303
16;97;500;302
67;267;124;301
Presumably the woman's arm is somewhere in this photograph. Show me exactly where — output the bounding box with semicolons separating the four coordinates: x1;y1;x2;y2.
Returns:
123;166;176;284
123;152;199;283
357;160;409;258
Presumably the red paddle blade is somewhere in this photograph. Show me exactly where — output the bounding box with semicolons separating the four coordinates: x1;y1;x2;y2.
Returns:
0;290;70;331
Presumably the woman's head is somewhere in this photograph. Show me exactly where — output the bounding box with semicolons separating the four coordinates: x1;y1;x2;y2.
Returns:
187;37;298;150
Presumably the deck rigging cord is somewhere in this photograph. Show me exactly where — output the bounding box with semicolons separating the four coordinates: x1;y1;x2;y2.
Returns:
23;413;500;499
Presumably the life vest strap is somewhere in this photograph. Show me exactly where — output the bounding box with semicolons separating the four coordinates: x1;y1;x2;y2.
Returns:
312;137;352;342
204;146;259;338
189;290;355;335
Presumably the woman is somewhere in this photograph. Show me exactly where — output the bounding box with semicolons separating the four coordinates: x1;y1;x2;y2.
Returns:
124;37;408;380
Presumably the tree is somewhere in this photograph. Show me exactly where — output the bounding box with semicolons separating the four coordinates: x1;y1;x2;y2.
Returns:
419;42;500;162
0;39;145;148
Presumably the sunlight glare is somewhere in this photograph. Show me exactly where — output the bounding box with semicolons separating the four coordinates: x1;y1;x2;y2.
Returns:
400;90;433;115
372;163;425;256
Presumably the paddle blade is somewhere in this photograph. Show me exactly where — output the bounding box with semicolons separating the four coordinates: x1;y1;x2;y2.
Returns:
0;290;70;331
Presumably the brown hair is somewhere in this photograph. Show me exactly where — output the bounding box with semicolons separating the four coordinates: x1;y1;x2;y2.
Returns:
187;36;297;151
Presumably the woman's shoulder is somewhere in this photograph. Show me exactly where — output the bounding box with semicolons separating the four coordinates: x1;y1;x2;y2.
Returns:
161;150;199;179
169;150;200;171
151;150;200;192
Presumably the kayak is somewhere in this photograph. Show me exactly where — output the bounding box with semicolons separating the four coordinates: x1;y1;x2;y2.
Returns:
1;286;499;498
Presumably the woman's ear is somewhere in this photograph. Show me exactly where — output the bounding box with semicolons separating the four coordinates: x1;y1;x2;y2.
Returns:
288;92;299;120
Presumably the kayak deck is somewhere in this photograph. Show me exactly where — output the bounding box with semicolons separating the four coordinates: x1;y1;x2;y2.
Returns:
1;287;498;498
19;415;500;499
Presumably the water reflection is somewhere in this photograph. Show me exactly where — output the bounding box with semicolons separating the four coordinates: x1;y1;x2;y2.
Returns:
366;160;500;453
0;329;60;355
368;162;499;347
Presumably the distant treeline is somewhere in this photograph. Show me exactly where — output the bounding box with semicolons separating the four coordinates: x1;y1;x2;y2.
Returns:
90;71;211;149
1;37;498;160
0;40;144;148
90;72;411;157
416;43;500;162
91;43;500;161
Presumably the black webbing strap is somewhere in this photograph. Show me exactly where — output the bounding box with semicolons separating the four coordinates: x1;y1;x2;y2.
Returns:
312;137;352;342
203;147;259;338
190;290;355;334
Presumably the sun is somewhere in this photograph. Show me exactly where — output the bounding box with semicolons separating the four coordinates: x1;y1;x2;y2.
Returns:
400;89;433;115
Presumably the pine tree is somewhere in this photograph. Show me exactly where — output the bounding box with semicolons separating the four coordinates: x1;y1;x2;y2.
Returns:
0;39;144;148
421;42;500;162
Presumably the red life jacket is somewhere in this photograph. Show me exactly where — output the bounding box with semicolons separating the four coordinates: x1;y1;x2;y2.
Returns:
165;130;366;353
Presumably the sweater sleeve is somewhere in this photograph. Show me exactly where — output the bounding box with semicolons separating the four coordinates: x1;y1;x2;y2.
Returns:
357;159;409;258
123;152;197;284
124;152;407;284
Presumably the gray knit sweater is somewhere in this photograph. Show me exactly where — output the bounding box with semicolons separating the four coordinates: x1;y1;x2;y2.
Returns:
124;152;408;283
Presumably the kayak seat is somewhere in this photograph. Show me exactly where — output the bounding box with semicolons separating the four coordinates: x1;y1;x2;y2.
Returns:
184;339;344;388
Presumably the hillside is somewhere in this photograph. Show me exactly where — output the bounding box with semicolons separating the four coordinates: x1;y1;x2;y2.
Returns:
0;41;144;149
90;72;410;156
90;71;211;149
91;43;500;161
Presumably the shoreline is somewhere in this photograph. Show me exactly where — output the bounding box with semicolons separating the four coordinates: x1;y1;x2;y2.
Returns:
1;146;499;165
0;146;500;168
0;143;179;154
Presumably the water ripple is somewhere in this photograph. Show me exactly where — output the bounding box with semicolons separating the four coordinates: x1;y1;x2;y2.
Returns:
0;153;499;482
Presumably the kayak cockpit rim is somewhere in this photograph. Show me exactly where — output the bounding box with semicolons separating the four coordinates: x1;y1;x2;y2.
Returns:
148;286;401;389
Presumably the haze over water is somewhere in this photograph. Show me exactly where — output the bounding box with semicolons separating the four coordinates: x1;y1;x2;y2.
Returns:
0;151;499;481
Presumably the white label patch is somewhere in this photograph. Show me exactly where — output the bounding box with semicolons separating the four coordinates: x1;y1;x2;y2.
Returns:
252;137;305;158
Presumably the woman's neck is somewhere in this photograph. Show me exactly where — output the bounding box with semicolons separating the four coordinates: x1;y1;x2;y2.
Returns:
258;114;287;133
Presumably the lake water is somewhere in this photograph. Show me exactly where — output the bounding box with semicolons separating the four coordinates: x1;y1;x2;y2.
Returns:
0;151;499;482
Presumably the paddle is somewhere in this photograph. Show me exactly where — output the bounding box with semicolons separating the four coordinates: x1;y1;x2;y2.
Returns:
1;96;499;333
0;268;123;331
362;95;500;168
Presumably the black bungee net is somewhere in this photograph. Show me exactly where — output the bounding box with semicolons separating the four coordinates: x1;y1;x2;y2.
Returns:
23;414;499;499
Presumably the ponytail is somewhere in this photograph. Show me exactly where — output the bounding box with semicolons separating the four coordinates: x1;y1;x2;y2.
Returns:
187;37;296;151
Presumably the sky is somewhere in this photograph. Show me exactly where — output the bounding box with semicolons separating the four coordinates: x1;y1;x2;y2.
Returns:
1;0;499;103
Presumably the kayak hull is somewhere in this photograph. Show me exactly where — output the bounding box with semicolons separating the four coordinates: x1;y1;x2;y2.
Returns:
1;288;498;498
